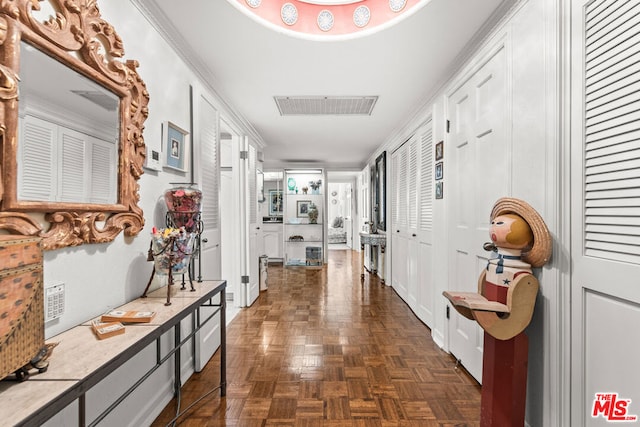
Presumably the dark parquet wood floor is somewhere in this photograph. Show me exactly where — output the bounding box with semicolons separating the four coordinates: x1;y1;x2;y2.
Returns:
152;249;481;426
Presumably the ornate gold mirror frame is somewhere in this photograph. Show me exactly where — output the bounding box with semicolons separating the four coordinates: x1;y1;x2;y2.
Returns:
0;0;149;250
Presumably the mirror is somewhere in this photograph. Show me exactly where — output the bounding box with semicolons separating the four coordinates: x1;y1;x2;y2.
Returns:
19;42;119;205
374;151;386;231
0;0;149;250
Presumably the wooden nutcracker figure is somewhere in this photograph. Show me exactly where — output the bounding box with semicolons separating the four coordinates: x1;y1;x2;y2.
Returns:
444;198;552;427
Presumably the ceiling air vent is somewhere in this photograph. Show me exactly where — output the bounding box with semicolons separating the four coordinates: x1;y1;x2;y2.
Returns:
274;96;378;116
70;90;118;111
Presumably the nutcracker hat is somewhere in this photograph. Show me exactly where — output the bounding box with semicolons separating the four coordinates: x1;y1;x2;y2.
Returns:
490;197;552;268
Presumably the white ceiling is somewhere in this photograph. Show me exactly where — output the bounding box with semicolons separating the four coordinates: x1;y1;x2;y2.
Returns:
137;0;510;170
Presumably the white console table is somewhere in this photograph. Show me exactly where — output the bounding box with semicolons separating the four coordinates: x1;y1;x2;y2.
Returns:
0;280;226;426
359;232;386;284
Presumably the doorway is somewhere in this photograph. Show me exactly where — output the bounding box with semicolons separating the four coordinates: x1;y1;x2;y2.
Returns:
219;119;242;320
327;182;352;250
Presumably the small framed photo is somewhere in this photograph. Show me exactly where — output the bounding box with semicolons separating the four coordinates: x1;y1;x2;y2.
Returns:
163;121;189;172
435;141;444;161
435;182;443;199
269;190;283;216
297;200;311;218
435;162;443;180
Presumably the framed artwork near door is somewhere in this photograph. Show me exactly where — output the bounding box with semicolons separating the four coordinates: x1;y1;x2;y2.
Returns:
435;181;443;199
269;190;283;216
163;121;189;172
435;141;444;160
435;162;443;180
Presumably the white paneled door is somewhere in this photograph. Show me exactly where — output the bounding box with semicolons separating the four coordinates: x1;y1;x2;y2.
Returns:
571;2;640;425
446;44;508;383
244;140;260;307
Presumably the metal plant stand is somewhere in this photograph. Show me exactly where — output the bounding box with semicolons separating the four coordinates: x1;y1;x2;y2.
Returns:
142;211;203;305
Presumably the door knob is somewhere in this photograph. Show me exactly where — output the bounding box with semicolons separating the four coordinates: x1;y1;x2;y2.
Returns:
202;238;208;243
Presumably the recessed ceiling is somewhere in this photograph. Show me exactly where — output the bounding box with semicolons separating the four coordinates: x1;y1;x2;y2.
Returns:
135;0;512;169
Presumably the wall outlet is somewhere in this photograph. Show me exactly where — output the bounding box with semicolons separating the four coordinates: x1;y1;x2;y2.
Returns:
45;281;65;322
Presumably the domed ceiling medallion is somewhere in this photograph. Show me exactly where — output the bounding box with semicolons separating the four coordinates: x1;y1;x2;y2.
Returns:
317;10;334;31
389;0;408;13
353;5;370;28
281;3;299;26
231;0;426;39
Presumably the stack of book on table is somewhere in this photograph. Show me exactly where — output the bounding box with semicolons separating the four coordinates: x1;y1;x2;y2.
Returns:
91;311;156;340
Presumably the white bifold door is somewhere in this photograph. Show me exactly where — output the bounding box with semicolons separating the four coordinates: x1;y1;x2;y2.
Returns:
390;119;435;328
570;2;640;425
193;93;222;371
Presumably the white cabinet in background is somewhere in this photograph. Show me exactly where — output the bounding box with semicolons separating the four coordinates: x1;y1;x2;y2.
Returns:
262;223;283;260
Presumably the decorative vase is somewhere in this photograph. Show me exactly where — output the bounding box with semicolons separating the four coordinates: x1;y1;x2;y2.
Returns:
151;229;197;275
164;184;202;232
309;179;322;195
308;203;319;224
287;177;296;192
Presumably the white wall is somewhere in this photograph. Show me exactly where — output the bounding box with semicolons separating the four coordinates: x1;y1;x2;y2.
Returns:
37;2;259;425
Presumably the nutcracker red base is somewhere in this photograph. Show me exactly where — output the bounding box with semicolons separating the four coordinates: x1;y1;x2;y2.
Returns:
481;332;529;427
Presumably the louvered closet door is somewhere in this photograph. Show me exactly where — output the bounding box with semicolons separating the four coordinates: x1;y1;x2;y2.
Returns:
199;95;221;281
391;143;409;301
195;94;221;372
406;135;420;309
416;121;434;327
390;121;435;327
58;127;87;202
89;138;116;204
19;116;57;201
570;1;640;425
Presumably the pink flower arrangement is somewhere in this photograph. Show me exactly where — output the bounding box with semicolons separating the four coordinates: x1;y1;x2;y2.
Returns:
164;185;202;231
150;227;197;275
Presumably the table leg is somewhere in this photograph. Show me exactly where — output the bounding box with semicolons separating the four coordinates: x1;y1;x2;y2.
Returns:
372;245;377;275
360;243;365;281
220;289;226;396
380;245;386;284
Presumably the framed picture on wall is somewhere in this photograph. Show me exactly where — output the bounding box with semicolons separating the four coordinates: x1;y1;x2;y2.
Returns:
435;181;443;199
269;190;283;216
435;141;444;161
297;200;311;217
435;162;443;180
163;121;189;172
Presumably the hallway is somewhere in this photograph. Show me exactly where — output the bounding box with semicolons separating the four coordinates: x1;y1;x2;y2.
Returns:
153;250;481;426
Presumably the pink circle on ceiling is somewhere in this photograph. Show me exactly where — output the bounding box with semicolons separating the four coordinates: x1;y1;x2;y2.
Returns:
234;0;427;38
